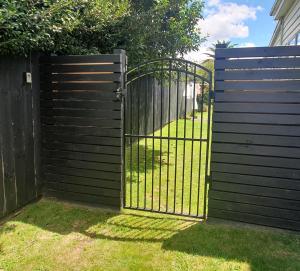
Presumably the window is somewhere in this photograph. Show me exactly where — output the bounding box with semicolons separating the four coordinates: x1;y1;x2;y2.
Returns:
288;32;300;46
289;38;296;45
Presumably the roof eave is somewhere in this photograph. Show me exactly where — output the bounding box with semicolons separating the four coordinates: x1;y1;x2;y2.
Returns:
270;0;294;20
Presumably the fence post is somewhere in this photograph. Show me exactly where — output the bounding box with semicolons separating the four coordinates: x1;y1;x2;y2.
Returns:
113;49;127;209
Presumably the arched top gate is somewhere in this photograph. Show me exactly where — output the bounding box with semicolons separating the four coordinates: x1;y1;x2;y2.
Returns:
123;58;213;219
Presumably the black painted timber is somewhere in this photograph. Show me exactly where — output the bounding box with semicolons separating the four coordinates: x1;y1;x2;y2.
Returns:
40;53;125;209
0;54;41;219
209;45;300;231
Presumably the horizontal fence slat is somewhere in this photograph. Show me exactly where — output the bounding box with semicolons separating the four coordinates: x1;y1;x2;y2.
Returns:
40;54;122;64
41;91;116;101
42;126;121;138
213;133;300;148
43;158;121;173
211;162;300;180
212;153;300;170
212;172;300;190
41;100;121;110
47;181;120;197
43;149;121;164
215;57;300;69
212;143;300;159
43;132;121;146
41;116;121;128
41;108;121;119
49;73;121;82
214;113;300;125
211;181;300;200
44;142;121;155
215;80;300;91
215;46;300;58
210;199;300;222
44;165;120;181
209;208;300;231
210;190;300;211
214;103;300;114
215;92;300;103
215;69;300;80
41;82;119;91
213;123;300;136
42;64;121;73
44;173;120;189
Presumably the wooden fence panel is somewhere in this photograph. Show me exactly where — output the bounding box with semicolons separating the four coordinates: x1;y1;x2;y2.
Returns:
209;45;300;231
40;52;125;209
0;55;41;218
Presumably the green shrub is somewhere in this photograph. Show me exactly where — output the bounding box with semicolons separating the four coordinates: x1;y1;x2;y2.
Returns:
0;0;205;65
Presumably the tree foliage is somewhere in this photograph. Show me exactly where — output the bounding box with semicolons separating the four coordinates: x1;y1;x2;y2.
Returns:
0;0;205;65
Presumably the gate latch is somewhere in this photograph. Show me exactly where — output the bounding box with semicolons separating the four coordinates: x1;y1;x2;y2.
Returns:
115;87;123;101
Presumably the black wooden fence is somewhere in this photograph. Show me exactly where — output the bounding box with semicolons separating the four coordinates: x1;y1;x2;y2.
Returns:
0;54;41;218
209;45;300;231
40;51;126;209
1;48;300;231
126;75;194;136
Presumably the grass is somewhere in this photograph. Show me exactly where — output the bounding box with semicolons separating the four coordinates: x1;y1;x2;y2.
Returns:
0;199;299;271
125;112;209;216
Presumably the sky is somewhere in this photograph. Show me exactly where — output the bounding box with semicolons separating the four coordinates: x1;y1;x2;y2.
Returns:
186;0;277;62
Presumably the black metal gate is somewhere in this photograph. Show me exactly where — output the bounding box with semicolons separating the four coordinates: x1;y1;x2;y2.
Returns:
122;58;212;218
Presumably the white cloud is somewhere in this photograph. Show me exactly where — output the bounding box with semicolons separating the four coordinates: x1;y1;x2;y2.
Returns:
185;0;262;63
199;2;261;42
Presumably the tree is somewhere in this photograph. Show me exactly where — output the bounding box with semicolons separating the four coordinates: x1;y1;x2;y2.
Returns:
204;40;237;61
197;40;237;87
0;0;205;65
123;0;206;65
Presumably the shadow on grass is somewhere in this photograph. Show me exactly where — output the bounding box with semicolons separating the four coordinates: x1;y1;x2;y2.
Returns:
125;143;168;179
3;199;299;271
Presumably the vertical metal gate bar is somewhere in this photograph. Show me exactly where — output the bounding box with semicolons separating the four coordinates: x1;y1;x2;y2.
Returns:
189;66;196;215
196;79;205;216
144;75;148;209
181;63;188;214
151;75;155;210
130;82;133;208
123;82;127;208
137;67;140;208
158;61;163;211
204;77;213;218
166;60;171;212
173;71;180;213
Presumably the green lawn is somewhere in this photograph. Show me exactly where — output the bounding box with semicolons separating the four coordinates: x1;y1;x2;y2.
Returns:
125;112;209;216
0;199;299;271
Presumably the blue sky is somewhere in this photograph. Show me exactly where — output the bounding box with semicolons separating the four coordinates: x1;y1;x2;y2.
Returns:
223;0;276;46
187;0;277;61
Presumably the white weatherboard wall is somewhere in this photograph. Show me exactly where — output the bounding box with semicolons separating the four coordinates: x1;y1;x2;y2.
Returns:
282;0;300;45
271;0;300;46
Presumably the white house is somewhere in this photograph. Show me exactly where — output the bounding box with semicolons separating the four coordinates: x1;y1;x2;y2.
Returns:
270;0;300;46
